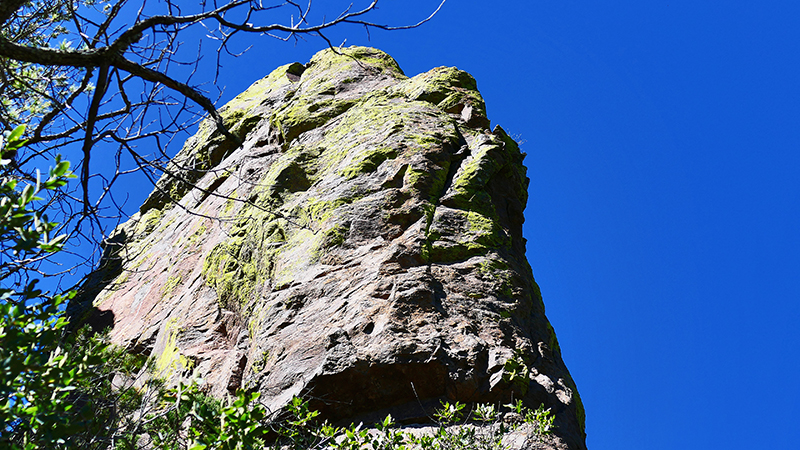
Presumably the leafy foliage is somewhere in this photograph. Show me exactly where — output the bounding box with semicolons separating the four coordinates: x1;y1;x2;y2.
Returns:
276;398;555;450
2;2;79;126
0;129;144;449
0;127;98;449
1;125;73;282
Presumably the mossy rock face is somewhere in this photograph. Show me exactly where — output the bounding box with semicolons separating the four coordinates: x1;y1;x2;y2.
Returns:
79;47;586;450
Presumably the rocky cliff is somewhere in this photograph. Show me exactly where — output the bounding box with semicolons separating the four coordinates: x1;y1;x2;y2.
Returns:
76;47;586;449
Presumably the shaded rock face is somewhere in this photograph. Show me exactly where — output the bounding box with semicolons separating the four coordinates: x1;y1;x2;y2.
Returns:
78;47;586;449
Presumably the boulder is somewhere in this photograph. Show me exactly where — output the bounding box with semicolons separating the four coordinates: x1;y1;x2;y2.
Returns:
75;47;586;449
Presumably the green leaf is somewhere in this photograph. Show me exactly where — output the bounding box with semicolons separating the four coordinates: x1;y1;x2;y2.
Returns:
52;160;70;178
7;124;25;143
20;184;34;206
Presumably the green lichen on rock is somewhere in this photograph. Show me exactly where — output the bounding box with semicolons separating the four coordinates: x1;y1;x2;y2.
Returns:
476;257;515;298
298;197;349;226
202;228;270;310
393;66;489;128
232;62;304;106
466;210;508;247
154;318;191;378
161;275;183;299
199;137;371;306
181;222;208;251
418;125;529;264
138;61;307;214
396;66;484;112
311;95;456;179
197;48;479;303
338;146;397;180
451;140;503;202
202;187;358;306
134;208;163;236
405;161;451;203
269;47;406;146
249;145;321;209
251;350;270;373
477;257;510;276
304;46;405;83
319;224;349;250
448;127;527;210
270;97;359;146
426;208;511;263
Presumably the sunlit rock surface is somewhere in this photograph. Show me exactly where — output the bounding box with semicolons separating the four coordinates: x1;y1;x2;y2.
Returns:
76;47;586;450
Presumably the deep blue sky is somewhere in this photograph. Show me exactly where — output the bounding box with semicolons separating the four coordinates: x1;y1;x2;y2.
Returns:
53;1;800;448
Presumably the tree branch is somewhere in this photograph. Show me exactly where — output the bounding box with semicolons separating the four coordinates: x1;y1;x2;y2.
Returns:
81;63;110;214
0;35;109;67
110;55;239;145
0;0;26;26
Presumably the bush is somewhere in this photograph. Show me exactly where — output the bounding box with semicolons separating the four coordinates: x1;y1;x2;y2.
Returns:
0;125;99;449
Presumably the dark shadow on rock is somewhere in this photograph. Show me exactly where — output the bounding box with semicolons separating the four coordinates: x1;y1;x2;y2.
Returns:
66;229;127;333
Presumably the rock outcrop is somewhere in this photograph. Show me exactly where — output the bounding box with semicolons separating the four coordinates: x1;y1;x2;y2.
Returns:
76;47;586;449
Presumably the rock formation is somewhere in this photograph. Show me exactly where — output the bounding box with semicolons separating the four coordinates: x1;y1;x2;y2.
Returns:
76;47;586;449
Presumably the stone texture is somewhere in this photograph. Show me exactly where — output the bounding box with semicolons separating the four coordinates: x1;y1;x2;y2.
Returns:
74;47;586;449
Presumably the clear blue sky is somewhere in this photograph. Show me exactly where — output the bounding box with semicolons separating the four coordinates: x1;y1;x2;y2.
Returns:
58;1;800;448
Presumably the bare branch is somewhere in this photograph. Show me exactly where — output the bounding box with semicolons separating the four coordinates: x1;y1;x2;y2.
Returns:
0;0;447;283
81;63;110;214
0;0;27;26
110;54;238;144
